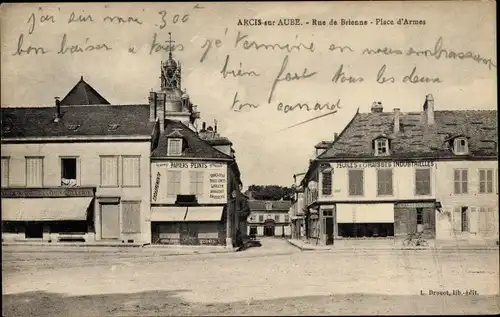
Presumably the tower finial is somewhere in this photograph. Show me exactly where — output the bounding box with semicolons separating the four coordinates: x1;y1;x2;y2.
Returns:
166;32;175;60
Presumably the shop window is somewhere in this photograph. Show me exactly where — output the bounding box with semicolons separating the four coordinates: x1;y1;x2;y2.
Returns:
61;157;77;187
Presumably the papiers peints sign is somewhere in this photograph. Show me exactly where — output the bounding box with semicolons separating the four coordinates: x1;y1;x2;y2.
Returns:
334;161;434;169
151;161;228;204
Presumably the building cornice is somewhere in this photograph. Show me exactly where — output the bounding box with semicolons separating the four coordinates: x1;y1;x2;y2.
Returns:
316;156;497;163
1;135;152;143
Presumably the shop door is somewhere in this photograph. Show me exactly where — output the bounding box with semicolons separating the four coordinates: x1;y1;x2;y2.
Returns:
325;217;334;245
25;222;43;239
100;204;120;239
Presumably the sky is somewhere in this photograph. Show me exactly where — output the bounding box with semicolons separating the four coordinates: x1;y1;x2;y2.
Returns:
0;1;497;188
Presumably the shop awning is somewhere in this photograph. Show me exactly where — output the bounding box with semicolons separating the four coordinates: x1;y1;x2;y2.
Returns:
151;207;187;222
337;203;394;223
1;197;93;221
184;206;224;222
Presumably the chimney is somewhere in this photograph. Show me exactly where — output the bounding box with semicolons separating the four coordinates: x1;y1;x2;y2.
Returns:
334;132;339;141
201;122;206;131
214;120;218;133
423;94;435;125
393;108;401;133
371;101;383;113
149;91;156;122
54;97;61;122
157;92;166;131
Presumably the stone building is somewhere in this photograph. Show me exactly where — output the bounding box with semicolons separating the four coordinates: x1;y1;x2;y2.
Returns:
1;78;154;244
247;199;292;237
1;35;248;248
147;46;247;248
300;94;498;245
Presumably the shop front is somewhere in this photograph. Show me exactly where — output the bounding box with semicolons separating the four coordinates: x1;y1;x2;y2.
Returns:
1;187;96;243
394;201;436;238
151;205;226;245
336;203;395;238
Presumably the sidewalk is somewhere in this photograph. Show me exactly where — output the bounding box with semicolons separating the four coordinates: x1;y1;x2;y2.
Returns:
287;238;500;251
2;241;237;254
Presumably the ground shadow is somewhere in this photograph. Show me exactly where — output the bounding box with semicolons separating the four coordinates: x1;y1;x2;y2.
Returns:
236;239;262;252
3;290;499;316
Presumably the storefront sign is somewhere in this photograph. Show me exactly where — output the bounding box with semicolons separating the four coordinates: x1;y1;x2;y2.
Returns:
209;172;226;200
155;161;224;169
151;160;227;204
1;187;95;198
396;202;436;208
334;161;434;169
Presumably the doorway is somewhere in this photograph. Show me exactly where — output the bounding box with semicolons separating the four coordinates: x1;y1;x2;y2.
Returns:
264;226;275;236
25;222;43;239
325;218;334;245
100;204;120;239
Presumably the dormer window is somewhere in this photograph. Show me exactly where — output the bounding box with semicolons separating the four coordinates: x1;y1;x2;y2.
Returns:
453;137;469;155
375;138;390;156
167;138;183;156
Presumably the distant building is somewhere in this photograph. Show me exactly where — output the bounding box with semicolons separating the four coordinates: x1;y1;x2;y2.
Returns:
301;95;498;245
247;199;292;237
289;172;306;239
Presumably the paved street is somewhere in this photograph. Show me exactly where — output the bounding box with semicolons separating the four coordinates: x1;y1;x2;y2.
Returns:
2;238;499;316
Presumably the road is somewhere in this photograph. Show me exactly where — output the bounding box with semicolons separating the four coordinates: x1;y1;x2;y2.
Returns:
2;238;499;316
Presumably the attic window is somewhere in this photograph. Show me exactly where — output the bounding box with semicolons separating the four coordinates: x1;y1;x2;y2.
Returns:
167;138;183;156
375;138;390;156
108;124;120;131
66;124;81;131
453;137;469;155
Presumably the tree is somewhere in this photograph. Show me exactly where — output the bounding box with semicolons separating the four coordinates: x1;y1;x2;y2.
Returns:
247;185;294;201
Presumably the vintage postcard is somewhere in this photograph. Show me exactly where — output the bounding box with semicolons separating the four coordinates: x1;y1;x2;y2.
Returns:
1;1;498;316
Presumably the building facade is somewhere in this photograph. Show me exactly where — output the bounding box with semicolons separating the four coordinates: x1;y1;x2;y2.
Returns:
289;172;306;239
1;79;155;244
147;48;247;248
301;95;498;245
247;200;292;237
1;37;248;248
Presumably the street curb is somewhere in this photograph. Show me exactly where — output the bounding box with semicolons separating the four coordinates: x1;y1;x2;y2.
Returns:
286;240;499;252
2;242;146;248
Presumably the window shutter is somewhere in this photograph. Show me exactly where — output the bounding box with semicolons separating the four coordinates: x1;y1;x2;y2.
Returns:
469;207;478;233
453;207;462;232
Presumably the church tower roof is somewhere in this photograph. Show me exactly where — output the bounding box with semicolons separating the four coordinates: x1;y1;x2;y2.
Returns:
60;76;110;106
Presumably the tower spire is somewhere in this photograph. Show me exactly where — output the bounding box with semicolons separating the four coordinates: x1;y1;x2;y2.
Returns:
166;32;175;60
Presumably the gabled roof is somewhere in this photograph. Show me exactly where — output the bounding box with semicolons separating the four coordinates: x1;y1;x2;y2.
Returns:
317;110;498;160
1;104;156;139
59;76;110;106
151;120;233;160
248;200;292;211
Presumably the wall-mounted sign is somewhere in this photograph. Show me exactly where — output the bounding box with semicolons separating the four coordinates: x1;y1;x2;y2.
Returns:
1;187;95;198
151;160;227;204
334;161;434;169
